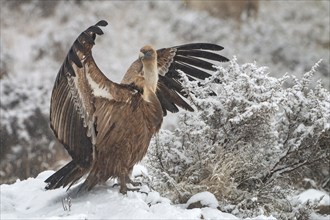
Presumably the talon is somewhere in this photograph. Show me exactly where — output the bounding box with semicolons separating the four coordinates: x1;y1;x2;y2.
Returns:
130;181;142;187
119;184;140;194
125;187;140;193
112;183;119;188
119;173;142;194
125;176;142;187
133;182;142;187
140;191;148;195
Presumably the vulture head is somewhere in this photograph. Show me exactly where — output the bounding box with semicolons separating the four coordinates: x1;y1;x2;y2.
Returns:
139;45;158;93
139;45;157;61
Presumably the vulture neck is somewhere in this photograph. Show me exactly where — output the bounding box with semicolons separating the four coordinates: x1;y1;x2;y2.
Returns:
142;59;158;95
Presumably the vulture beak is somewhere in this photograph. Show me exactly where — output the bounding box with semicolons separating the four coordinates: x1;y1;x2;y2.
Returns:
139;52;144;60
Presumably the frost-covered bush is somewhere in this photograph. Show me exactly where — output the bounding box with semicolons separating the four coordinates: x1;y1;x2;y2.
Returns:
146;58;330;218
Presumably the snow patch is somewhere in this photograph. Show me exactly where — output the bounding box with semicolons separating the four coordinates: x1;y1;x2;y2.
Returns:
296;189;330;206
132;163;149;178
186;191;219;209
0;171;243;219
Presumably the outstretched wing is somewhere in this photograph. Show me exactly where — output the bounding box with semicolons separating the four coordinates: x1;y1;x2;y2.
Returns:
50;20;108;167
50;20;133;168
122;43;228;116
156;43;229;115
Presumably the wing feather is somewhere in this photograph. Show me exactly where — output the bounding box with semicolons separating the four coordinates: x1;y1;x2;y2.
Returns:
50;20;110;167
173;43;224;51
68;48;83;68
156;43;229;115
158;75;187;97
175;49;228;62
174;55;216;71
156;81;193;116
170;61;211;80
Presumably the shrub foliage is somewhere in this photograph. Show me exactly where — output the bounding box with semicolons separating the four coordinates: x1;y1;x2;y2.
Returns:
146;58;330;218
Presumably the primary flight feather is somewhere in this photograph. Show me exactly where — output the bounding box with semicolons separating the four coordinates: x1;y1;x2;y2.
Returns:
45;20;229;194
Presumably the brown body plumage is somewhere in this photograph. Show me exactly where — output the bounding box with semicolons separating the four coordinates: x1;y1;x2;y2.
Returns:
45;20;228;194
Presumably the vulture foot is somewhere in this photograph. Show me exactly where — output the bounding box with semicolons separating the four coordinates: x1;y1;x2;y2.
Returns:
118;174;141;194
126;176;142;187
119;185;140;194
112;177;141;187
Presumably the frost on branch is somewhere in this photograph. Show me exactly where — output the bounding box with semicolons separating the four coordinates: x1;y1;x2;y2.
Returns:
146;58;330;218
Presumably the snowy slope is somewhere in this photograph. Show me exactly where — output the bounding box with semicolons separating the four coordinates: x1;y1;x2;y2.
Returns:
1;170;276;220
2;169;328;219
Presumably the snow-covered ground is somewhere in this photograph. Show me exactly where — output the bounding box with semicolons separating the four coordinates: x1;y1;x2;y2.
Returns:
1;166;329;219
1;168;277;220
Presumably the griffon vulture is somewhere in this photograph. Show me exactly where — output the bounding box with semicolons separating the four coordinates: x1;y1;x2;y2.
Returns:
45;20;229;194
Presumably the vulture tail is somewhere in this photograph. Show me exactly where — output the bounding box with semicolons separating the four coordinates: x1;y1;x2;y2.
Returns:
45;161;88;190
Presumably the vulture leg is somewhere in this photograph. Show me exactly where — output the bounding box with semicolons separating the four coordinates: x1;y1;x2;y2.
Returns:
111;176;141;188
119;173;140;194
126;176;142;187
